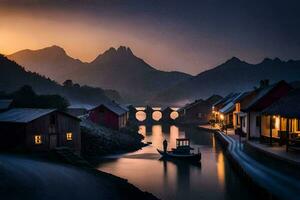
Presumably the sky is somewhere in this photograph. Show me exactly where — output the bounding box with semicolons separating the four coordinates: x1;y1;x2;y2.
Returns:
0;0;300;75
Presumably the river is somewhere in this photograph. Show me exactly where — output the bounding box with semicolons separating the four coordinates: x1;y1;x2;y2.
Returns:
97;124;258;200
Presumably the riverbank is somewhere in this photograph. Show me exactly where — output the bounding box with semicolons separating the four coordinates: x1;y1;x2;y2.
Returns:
0;153;159;200
215;131;300;200
80;117;146;162
0;118;160;200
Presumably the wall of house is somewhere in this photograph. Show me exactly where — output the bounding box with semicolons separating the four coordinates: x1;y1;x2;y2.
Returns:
56;113;81;153
25;115;52;151
118;113;128;129
261;115;280;138
89;106;120;130
291;119;300;133
241;115;248;134
183;102;211;122
249;112;261;138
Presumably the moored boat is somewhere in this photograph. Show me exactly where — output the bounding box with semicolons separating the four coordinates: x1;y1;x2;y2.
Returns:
157;138;201;162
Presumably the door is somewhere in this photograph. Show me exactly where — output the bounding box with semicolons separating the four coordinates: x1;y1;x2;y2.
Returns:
49;135;58;149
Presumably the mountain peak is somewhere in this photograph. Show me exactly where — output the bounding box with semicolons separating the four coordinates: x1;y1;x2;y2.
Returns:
260;57;283;64
226;57;242;63
116;46;133;55
93;46;135;63
37;45;67;57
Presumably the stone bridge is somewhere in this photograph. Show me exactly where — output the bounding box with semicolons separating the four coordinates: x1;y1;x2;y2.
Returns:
128;105;179;124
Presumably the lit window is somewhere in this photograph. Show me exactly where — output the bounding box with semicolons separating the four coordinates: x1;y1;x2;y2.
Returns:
66;132;73;141
34;135;42;144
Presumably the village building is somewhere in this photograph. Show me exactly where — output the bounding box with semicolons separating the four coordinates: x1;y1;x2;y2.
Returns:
212;93;239;123
239;80;293;139
0;108;81;152
261;88;300;151
0;99;13;112
218;93;245;128
179;95;222;124
88;101;129;130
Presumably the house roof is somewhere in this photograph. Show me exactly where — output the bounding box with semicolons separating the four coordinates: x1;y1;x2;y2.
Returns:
262;89;300;118
178;99;207;112
0;99;13;110
0;108;80;123
219;93;244;114
0;108;56;123
91;101;129;116
243;81;292;112
213;93;238;110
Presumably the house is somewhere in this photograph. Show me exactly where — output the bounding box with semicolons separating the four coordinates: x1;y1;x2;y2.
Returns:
240;80;293;139
0;108;81;152
0;99;13;112
219;93;245;128
179;95;222;123
261;88;300;150
212;93;238;122
232;92;253;129
88;101;129;130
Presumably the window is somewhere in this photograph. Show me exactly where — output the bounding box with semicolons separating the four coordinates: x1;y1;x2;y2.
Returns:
66;132;73;141
271;116;276;129
256;116;261;127
34;135;42;144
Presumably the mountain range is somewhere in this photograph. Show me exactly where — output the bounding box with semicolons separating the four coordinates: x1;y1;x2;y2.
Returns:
0;55;120;106
152;57;300;105
8;46;191;104
8;46;300;106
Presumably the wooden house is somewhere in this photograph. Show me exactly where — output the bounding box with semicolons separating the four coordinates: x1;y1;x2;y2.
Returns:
212;93;238;122
88;102;129;130
261;88;300;150
178;97;220;124
219;93;245;128
241;80;293;139
0;108;81;152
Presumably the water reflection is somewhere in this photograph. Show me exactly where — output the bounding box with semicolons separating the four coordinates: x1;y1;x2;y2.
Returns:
98;125;256;200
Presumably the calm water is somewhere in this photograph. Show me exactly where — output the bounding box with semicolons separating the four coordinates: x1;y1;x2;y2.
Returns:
97;125;257;200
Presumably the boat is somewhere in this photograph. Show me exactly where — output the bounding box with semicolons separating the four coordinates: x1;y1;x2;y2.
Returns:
157;138;201;162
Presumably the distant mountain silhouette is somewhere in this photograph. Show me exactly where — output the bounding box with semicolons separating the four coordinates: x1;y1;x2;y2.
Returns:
152;57;300;106
8;45;85;82
0;55;120;105
8;46;192;104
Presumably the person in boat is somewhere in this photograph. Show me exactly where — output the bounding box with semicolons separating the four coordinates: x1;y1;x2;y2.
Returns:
163;139;168;153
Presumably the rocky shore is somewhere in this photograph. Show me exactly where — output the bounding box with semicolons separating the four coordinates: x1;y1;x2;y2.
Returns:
80;117;146;161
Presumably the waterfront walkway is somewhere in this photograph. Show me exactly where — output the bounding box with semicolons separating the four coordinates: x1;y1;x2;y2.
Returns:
247;141;300;166
217;131;300;200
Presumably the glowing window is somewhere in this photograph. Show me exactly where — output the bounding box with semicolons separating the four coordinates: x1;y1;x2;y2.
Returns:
66;132;73;141
34;135;42;144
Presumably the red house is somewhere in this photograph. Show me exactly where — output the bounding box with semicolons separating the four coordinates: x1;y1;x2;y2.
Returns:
88;102;129;130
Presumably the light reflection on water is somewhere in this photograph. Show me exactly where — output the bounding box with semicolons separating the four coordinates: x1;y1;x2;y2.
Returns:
97;125;255;200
